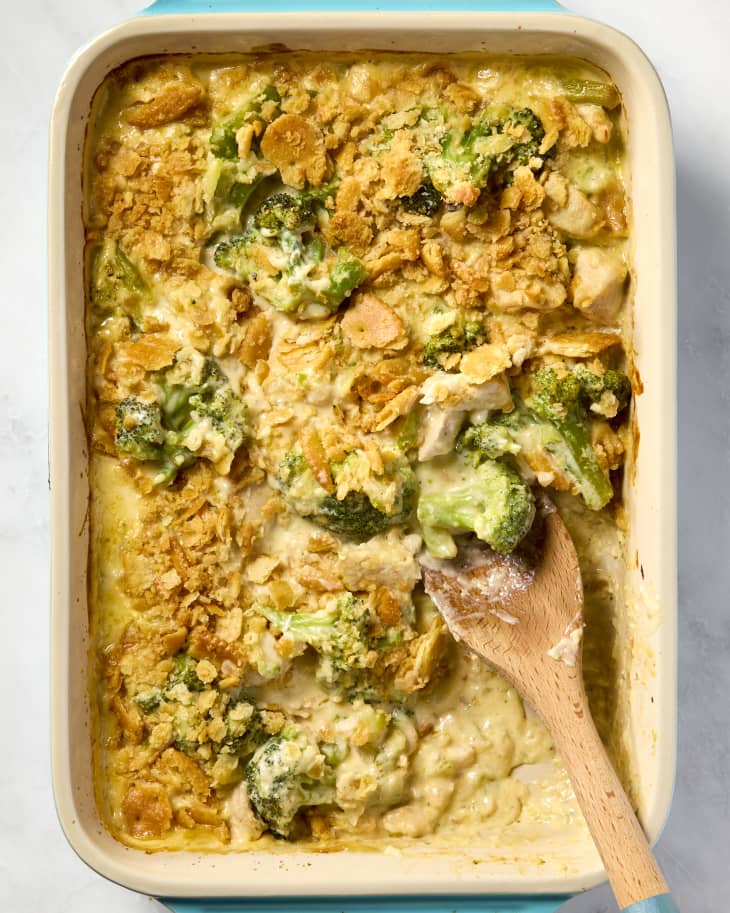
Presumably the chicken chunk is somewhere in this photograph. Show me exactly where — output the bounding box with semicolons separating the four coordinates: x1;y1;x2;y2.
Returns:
546;181;603;239
571;247;627;324
418;406;465;461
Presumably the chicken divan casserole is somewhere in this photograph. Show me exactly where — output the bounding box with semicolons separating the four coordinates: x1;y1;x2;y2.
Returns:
86;52;634;850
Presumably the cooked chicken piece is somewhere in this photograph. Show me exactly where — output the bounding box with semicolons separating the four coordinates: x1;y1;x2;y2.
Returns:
418;406;465;461
546;181;603;239
575;104;614;144
225;781;265;844
571;247;627;324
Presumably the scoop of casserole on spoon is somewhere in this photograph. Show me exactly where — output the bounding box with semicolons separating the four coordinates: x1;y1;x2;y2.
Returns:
420;496;679;913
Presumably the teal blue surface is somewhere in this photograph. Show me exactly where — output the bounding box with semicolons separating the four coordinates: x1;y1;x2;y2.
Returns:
160;897;570;912
145;0;563;13
622;895;680;913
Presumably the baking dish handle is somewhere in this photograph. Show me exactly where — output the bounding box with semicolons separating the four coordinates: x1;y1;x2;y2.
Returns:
158;897;571;912
144;0;565;14
621;896;680;913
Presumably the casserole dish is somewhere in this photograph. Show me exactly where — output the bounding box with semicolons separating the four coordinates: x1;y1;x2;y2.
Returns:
48;2;676;911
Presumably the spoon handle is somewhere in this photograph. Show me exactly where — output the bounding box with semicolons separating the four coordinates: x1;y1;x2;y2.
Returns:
543;672;678;911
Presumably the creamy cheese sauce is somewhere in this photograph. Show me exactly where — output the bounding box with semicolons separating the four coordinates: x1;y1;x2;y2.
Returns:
85;51;631;853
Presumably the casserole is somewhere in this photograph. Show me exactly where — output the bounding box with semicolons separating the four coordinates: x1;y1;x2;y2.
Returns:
49;3;676;910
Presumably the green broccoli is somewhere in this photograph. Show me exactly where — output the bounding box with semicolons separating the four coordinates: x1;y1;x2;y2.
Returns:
213;191;367;319
460;363;631;510
91;240;149;314
246;726;335;838
278;451;416;542
417;456;536;556
168;653;206;693
134;690;162;714
425;107;549;205
253;191;318;232
114;356;249;485
423;317;487;370
254;594;374;687
221;697;268;757
115;397;166;461
401;181;442;216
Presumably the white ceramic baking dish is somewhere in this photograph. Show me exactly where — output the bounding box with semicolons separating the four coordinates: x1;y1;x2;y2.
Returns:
48;3;676;911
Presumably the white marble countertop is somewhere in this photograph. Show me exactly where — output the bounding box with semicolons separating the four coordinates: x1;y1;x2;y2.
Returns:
2;0;728;909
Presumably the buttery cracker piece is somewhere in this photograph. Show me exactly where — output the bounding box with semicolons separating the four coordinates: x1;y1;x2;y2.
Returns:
111;695;144;744
118;334;179;371
373;588;402;627
442;82;480;114
591;421;625;472
328;211;373;257
293;565;342;592
238;312;272;369
122;782;172;838
365;251;403;280
341;293;407;350
188;626;241;666
260;114;327;189
421;240;447;277
459;344;512;383
335;176;362;211
126;81;204;129
154;748;211;799
300;428;334;492
366;385;421;432
500;166;546;212
393;616;447;693
537;331;621;358
216;606;243;643
379;131;423;199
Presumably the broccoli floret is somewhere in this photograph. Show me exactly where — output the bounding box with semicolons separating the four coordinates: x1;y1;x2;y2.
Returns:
213;190;366;319
460;363;631;511
316;489;408;541
401;181;442;216
417;457;536;556
115;356;248;486
425;106;549;205
254;594;374;686
221;697;268;757
528;363;631;422
278;452;416;542
134;690;162;714
423;318;487;370
168;654;206;693
458;423;521;461
246;726;335;838
92;240;149;314
115;397;165;461
254;192;318;232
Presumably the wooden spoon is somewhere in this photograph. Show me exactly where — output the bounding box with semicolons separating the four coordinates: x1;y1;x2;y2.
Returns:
420;496;679;913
